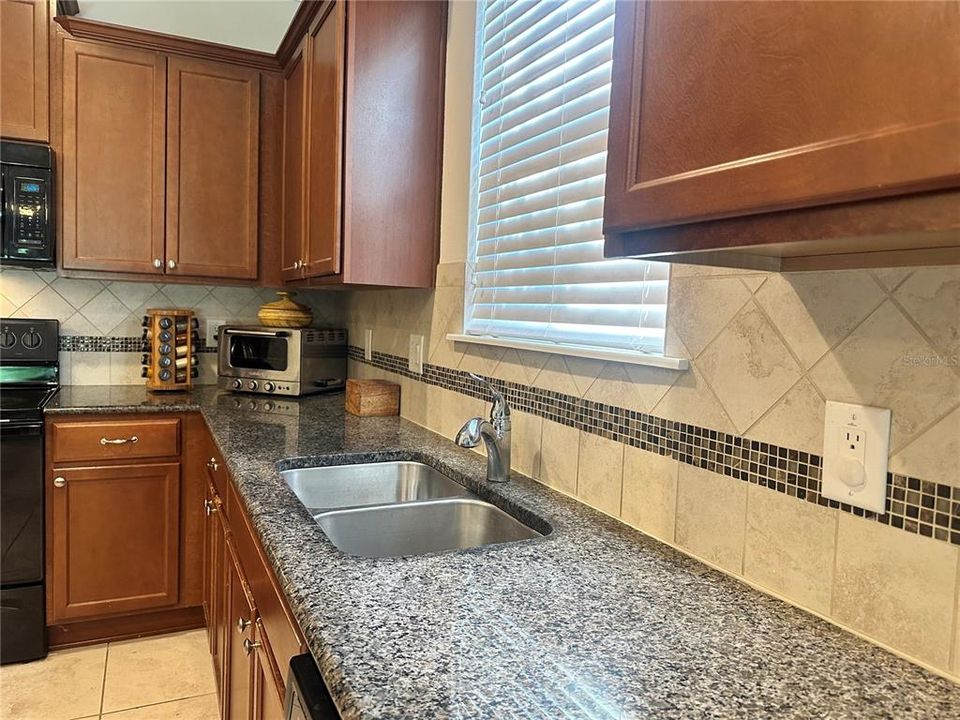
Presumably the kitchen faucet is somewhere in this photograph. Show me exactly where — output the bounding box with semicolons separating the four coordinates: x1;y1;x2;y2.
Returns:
455;374;511;483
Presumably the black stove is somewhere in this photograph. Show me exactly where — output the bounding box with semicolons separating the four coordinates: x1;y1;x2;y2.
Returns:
1;317;59;664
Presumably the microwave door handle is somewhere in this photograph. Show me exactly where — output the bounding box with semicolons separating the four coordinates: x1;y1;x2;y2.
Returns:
223;329;289;338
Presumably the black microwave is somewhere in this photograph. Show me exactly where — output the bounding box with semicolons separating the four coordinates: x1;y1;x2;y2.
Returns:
1;140;55;269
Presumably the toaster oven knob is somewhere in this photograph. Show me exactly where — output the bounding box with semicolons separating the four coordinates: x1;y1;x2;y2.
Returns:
0;329;16;349
263;382;275;393
247;380;259;391
231;379;243;390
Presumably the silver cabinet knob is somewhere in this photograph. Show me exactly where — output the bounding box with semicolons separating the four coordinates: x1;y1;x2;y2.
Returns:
53;476;66;488
207;457;219;471
204;498;216;516
293;260;302;269
167;259;177;269
236;617;251;633
153;258;162;269
243;638;261;655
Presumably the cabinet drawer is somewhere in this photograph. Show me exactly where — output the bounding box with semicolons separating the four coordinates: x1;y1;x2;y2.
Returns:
51;418;181;463
230;484;304;687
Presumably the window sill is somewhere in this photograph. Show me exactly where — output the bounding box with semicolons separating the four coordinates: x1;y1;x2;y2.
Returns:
445;334;690;371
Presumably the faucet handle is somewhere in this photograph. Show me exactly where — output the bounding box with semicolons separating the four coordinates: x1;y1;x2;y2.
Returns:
469;373;510;420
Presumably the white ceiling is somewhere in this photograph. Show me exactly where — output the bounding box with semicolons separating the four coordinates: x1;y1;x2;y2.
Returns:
77;0;300;53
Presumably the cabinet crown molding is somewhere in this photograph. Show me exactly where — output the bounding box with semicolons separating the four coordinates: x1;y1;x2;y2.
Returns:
54;15;281;71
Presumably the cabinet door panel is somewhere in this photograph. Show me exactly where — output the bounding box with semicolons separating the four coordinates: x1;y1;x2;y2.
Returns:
0;0;48;141
60;40;165;273
224;540;256;720
167;57;260;280
303;2;345;278
604;1;960;233
281;40;308;281
49;462;180;621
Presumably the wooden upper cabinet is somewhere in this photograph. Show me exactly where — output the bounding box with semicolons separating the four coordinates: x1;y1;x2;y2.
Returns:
60;40;166;274
167;57;260;279
0;0;49;141
280;38;307;281
48;462;181;622
302;1;344;279
278;0;445;287
603;1;960;270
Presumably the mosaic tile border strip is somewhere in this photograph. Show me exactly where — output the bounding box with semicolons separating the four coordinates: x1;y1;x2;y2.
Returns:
347;345;960;547
58;335;218;353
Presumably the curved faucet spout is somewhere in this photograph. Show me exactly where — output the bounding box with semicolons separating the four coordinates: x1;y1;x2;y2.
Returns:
455;416;511;483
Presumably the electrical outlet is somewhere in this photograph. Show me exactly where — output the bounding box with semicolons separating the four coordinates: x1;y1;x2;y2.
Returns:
408;334;424;374
204;318;228;348
822;401;891;512
364;328;373;361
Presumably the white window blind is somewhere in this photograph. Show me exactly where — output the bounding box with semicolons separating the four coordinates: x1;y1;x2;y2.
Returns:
465;0;668;354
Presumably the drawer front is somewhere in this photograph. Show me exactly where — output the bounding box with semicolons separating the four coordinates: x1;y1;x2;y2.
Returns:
230;484;304;688
51;418;181;463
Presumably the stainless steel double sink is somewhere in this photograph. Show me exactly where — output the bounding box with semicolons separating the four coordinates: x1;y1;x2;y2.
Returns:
282;461;541;558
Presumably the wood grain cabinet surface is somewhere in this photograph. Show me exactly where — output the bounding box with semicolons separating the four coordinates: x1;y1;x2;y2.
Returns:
167;57;260;280
56;31;268;282
48;462;181;622
59;39;166;274
282;0;446;287
603;0;960;270
0;0;49;141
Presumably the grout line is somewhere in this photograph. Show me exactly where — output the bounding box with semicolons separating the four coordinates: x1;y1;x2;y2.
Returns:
351;346;960;548
98;643;109;717
99;692;217;717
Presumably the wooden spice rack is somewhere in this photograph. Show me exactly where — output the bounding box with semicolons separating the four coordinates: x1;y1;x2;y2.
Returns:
141;309;200;391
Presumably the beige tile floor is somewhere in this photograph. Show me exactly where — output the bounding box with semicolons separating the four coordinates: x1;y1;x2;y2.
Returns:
0;629;218;720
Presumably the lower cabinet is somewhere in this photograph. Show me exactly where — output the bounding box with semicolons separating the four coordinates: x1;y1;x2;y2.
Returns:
45;413;205;645
48;462;181;621
201;430;308;719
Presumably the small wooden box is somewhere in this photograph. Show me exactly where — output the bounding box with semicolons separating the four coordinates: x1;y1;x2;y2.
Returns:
345;379;400;417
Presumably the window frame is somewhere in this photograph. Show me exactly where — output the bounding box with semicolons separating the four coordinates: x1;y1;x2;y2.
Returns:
452;0;687;371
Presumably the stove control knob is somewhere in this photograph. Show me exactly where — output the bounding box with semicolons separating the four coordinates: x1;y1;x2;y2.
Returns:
0;329;16;349
263;382;275;393
263;401;275;412
231;379;243;390
247;380;258;391
20;331;42;349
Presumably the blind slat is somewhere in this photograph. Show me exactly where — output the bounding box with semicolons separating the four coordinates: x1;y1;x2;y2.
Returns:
467;0;668;355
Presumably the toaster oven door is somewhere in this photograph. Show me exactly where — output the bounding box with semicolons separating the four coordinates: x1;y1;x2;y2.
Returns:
219;329;301;381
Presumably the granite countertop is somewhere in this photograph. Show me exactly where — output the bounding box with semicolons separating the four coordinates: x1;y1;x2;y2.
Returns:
48;386;960;719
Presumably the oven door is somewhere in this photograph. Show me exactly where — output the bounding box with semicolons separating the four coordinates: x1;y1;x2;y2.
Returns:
0;420;44;586
218;329;300;382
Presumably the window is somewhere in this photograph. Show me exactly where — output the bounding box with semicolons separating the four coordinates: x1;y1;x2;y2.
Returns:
463;0;670;358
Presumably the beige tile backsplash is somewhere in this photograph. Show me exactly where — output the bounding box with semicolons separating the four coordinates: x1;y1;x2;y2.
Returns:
348;260;960;679
5;258;960;679
0;268;346;385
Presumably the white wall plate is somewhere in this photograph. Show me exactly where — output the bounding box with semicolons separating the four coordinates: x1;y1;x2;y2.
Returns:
821;400;891;513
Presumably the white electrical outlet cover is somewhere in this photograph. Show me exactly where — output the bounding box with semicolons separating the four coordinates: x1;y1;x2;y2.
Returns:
205;318;228;348
408;334;424;374
821;400;891;513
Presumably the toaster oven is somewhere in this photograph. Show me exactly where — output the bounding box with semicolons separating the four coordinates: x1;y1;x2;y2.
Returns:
217;326;346;396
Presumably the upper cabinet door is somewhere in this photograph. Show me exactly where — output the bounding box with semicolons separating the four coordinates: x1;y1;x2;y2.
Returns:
166;57;260;279
0;0;49;141
603;1;960;234
302;1;345;278
280;39;307;281
60;40;166;274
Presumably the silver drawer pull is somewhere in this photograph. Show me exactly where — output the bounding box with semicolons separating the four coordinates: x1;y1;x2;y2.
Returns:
100;436;139;445
237;617;251;633
243;638;261;655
